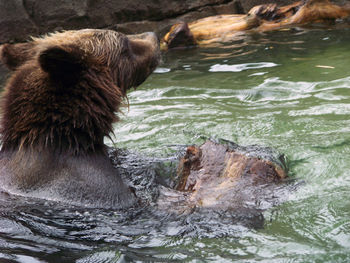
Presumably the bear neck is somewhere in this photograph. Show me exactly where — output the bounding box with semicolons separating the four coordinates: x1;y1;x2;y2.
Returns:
0;107;112;156
0;66;122;157
1;136;107;156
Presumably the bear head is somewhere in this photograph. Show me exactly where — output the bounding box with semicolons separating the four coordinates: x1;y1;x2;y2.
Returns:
0;29;160;155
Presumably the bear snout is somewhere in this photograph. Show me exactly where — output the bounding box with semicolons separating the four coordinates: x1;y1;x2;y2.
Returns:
128;32;160;60
127;32;161;87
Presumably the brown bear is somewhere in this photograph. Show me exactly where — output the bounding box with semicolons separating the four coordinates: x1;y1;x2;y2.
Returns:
0;29;160;208
161;0;350;49
156;139;288;215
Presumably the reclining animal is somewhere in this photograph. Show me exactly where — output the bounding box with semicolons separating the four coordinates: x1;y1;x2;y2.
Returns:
162;0;350;49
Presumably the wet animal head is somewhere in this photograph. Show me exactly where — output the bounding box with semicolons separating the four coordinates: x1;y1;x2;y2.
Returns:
0;29;160;153
161;22;196;50
0;29;160;94
175;140;288;209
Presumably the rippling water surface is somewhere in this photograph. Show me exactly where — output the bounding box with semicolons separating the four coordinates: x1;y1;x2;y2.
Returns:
1;28;350;262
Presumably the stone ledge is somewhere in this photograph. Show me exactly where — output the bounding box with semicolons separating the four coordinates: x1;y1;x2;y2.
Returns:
1;0;298;43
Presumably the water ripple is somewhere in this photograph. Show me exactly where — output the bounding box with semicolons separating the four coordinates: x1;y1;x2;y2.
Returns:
209;62;279;72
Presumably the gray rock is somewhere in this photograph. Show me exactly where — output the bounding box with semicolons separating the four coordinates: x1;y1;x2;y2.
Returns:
0;0;348;43
0;0;238;43
23;0;90;32
0;0;38;43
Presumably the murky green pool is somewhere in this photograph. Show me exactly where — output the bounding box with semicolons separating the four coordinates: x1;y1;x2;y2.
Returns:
1;27;350;262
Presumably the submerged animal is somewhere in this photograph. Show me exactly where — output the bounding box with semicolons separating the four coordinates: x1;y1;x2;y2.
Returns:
108;138;290;227
162;0;350;49
156;139;289;216
0;29;289;216
0;29;160;208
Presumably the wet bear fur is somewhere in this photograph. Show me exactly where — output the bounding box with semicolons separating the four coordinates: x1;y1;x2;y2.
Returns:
0;29;160;208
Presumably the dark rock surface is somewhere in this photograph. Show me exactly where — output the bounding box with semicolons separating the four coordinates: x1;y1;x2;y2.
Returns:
0;0;348;44
0;0;38;43
0;0;296;44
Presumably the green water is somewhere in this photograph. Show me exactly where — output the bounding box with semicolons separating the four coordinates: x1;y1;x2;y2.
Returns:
1;28;350;262
111;28;350;262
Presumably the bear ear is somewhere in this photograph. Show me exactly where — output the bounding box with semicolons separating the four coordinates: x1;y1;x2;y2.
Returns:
0;42;35;70
38;46;85;83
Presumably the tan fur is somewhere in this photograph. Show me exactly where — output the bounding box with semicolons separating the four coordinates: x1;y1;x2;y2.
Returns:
162;0;350;48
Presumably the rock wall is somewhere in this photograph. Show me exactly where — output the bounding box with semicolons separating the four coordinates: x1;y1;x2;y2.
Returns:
0;0;347;44
0;0;299;44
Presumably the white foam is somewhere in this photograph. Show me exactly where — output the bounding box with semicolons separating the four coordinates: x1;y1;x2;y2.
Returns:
209;62;278;72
